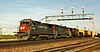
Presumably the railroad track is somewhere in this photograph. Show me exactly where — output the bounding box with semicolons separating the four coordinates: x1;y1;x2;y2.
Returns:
0;38;79;48
35;39;100;52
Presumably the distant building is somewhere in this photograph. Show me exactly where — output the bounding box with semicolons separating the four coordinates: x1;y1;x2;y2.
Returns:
1;33;17;35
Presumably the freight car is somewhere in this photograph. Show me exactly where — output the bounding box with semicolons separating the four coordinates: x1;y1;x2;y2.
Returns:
78;30;92;37
16;19;78;40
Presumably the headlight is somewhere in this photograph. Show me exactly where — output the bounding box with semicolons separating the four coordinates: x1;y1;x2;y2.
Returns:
20;27;25;30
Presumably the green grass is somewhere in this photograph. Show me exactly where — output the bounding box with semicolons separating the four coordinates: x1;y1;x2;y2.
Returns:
0;35;16;39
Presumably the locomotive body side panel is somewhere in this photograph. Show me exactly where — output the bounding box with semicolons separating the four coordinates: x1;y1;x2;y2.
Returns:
30;22;54;35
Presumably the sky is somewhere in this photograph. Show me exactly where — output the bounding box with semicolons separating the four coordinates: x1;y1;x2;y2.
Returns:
0;0;100;33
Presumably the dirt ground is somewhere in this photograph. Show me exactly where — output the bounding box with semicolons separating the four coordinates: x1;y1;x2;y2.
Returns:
0;37;100;52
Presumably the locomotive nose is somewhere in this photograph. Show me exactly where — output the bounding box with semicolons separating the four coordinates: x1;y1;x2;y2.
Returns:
19;24;29;32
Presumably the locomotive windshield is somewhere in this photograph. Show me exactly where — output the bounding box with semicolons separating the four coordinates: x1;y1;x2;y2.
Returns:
21;22;29;24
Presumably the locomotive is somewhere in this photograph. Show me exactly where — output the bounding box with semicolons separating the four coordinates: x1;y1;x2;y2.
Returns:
16;19;78;40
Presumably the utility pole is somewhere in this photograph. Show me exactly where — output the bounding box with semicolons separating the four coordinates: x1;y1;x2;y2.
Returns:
76;26;79;29
0;27;2;35
92;14;94;37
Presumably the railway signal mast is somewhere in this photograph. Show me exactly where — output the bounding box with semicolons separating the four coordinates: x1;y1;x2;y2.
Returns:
44;6;95;37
